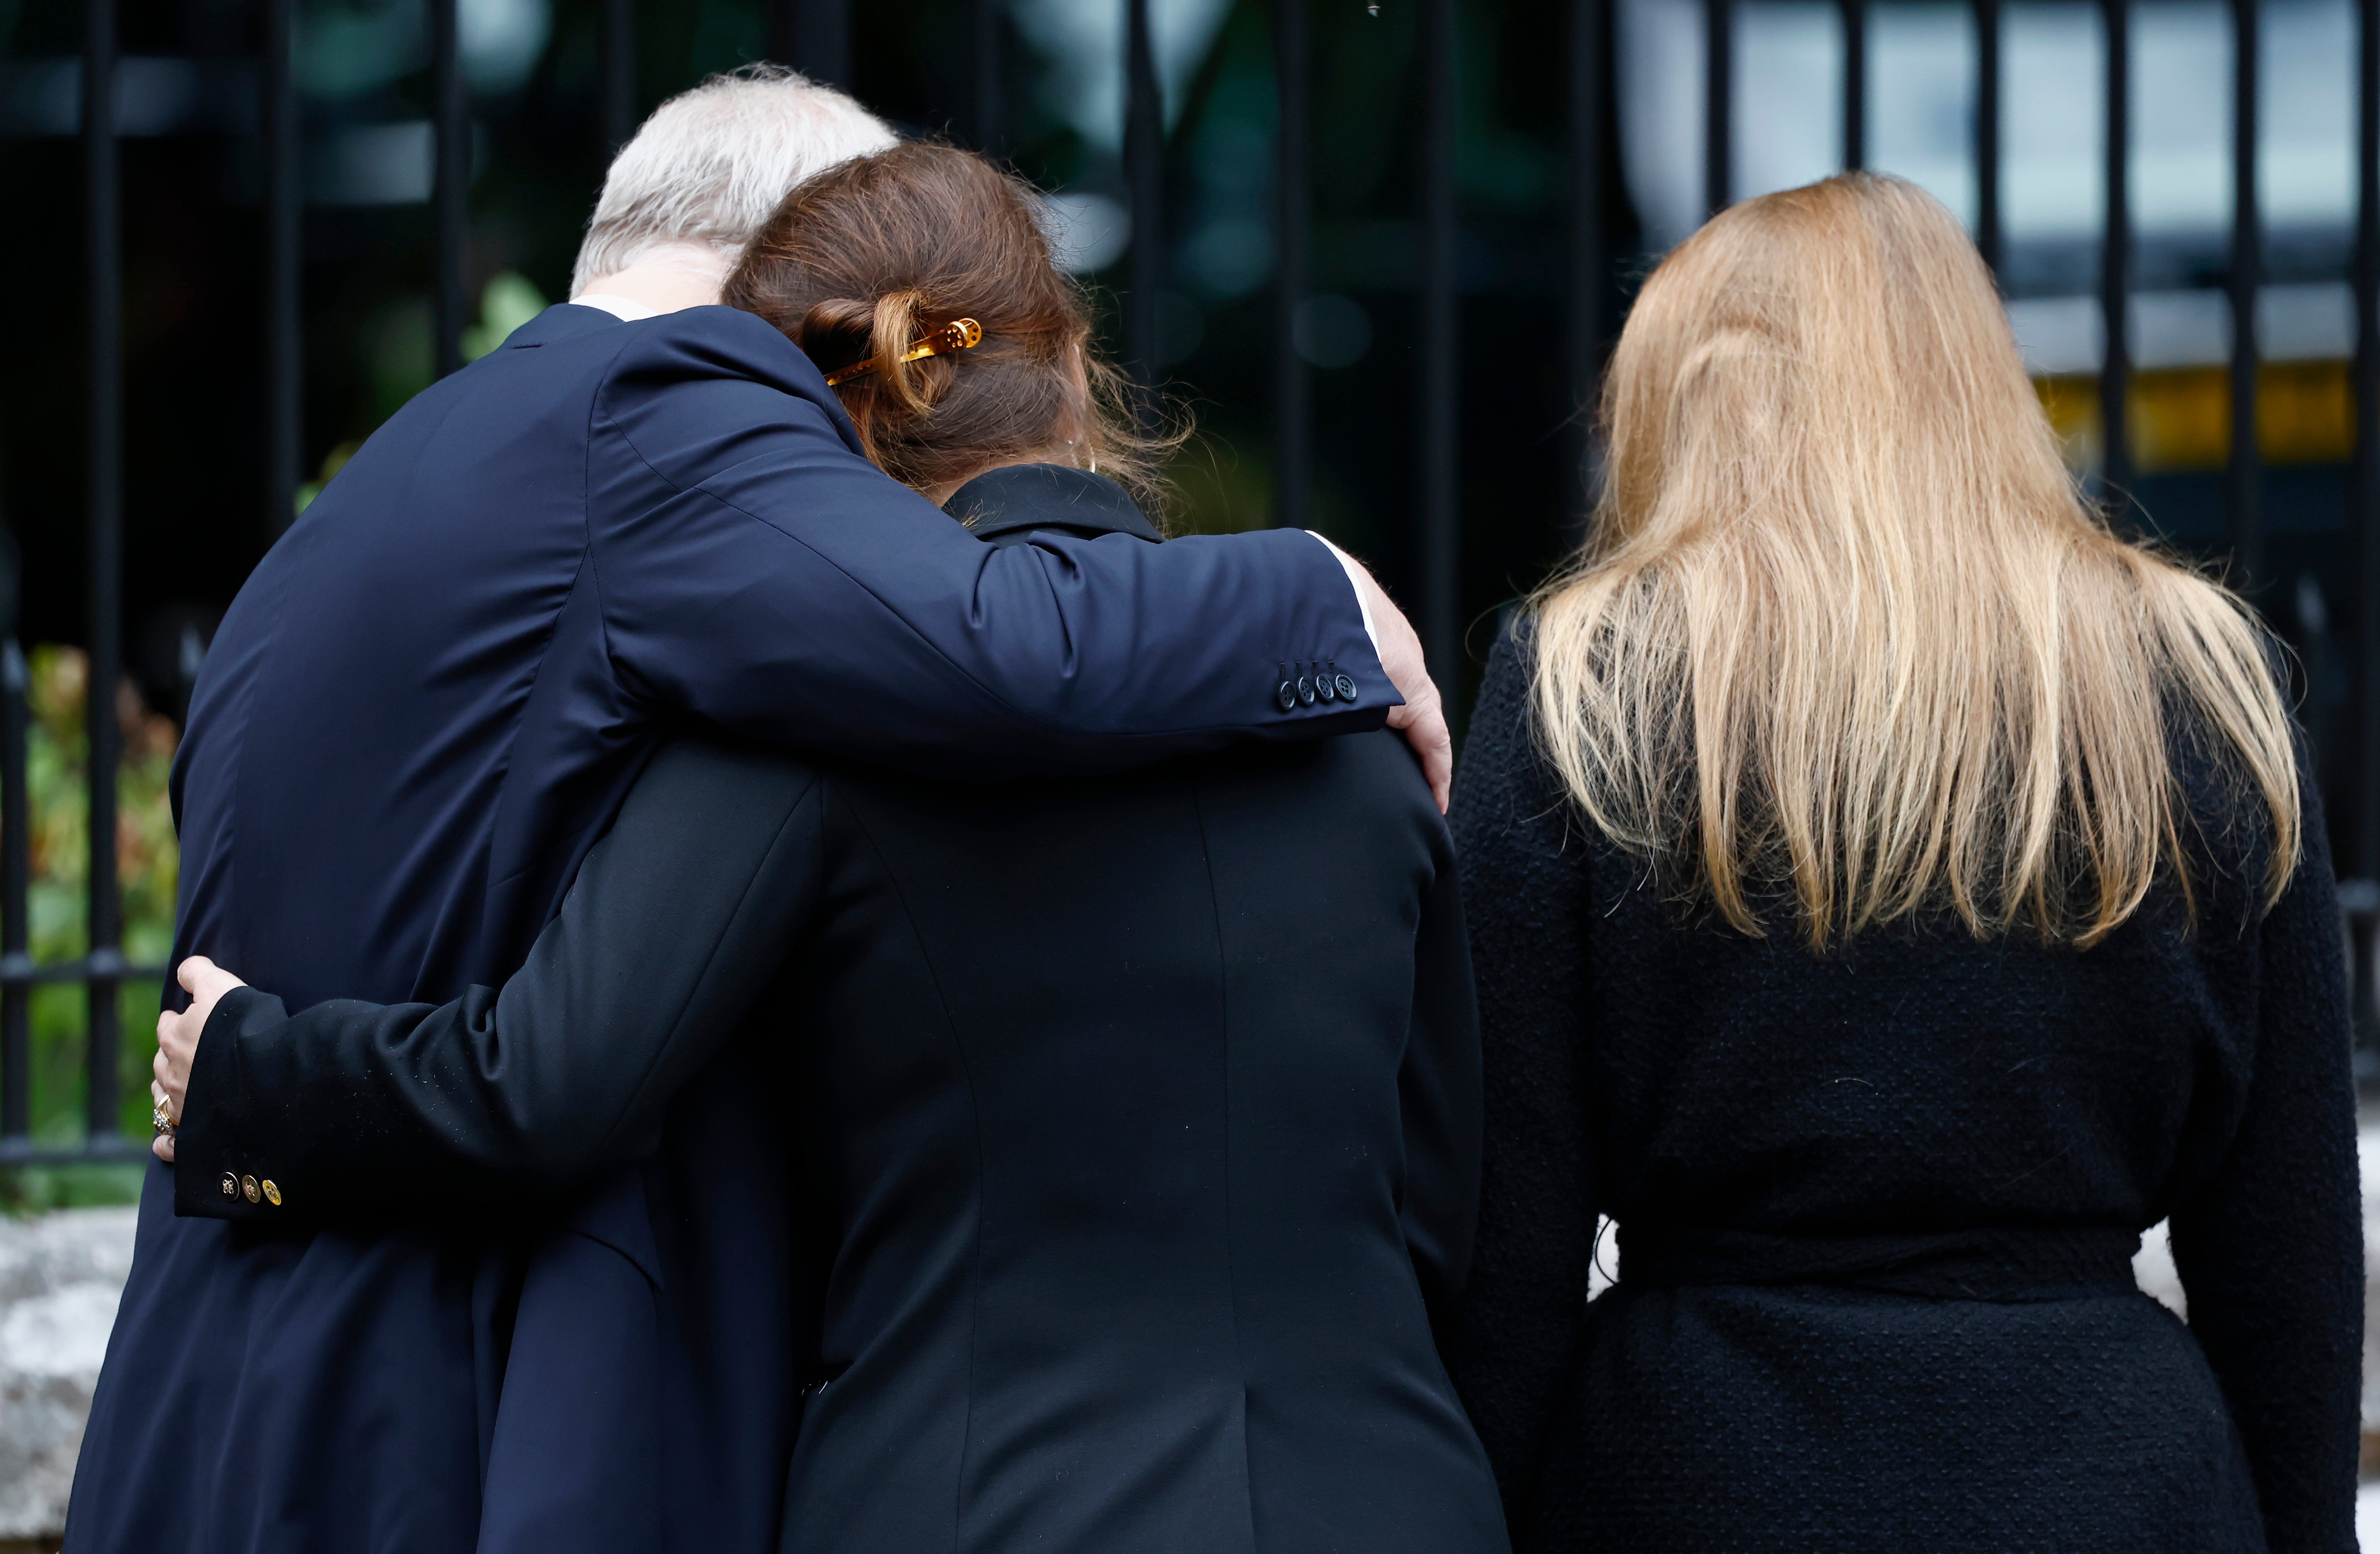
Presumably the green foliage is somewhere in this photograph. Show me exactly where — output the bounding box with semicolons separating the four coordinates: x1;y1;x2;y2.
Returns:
1;1160;146;1215
349;274;553;460
370;298;435;424
294;440;362;518
0;646;176;1212
463;273;552;362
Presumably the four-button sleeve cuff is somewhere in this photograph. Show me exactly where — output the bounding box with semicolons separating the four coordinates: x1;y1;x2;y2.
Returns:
1274;662;1364;716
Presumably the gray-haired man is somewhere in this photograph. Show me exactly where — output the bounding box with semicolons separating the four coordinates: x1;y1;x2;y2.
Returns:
568;64;895;315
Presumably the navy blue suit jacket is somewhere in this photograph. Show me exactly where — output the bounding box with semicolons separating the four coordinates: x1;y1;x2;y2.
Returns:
66;305;1384;1554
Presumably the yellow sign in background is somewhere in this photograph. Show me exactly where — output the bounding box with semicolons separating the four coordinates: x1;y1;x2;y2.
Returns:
2038;363;2357;475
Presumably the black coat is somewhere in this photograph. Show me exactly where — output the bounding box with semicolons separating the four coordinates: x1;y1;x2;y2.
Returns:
172;470;1510;1554
1441;625;2362;1554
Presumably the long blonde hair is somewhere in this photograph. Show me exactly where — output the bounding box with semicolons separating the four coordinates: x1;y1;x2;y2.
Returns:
1531;172;2299;949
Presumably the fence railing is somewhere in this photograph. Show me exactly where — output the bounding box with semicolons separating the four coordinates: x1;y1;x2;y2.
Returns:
0;632;165;1166
0;0;161;1167
12;0;2380;1161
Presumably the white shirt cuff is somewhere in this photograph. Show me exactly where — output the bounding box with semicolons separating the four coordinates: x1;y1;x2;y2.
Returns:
1304;532;1380;656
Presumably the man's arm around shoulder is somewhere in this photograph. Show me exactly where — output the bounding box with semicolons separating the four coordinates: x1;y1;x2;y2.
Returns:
163;740;826;1220
590;307;1449;803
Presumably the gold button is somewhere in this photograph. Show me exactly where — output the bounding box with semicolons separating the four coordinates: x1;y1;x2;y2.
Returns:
219;1172;237;1197
261;1180;281;1206
241;1175;259;1203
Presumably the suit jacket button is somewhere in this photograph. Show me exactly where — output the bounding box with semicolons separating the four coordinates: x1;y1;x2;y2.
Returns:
261;1180;282;1206
1334;673;1358;702
241;1175;260;1203
1296;675;1316;706
219;1172;237;1198
1275;680;1298;713
1315;672;1337;702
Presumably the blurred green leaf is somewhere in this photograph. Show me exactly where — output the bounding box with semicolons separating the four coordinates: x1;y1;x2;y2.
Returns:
463;272;551;362
295;440;363;518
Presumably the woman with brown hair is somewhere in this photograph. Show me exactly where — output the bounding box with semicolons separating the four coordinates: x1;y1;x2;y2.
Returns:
149;141;1507;1554
721;142;1159;506
1443;170;2358;1552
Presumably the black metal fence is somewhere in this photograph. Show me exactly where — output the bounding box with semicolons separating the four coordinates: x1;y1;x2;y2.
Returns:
0;0;153;1168
13;0;2380;1162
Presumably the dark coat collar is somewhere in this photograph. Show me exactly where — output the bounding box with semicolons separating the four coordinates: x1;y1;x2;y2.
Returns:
942;464;1161;547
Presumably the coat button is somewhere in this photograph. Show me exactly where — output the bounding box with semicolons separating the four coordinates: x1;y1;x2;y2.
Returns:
1315;672;1337;702
261;1180;282;1206
219;1172;237;1198
1334;673;1358;702
1296;676;1316;706
241;1175;260;1203
1275;680;1298;713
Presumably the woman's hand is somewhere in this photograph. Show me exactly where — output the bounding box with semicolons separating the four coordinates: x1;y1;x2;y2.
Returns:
150;956;247;1163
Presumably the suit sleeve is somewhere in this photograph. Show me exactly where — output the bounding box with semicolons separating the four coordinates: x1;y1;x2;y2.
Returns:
1400;816;1484;1324
587;309;1388;779
170;740;826;1222
1436;626;1602;1536
2168;765;2363;1554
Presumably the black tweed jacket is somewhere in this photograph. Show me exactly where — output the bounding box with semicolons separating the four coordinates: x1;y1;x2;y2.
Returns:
1442;622;2361;1554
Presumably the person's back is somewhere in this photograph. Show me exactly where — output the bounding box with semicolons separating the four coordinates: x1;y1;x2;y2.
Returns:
171;63;901;1020
775;730;1501;1553
1444;172;2359;1554
1455;628;2353;1551
175;303;673;1009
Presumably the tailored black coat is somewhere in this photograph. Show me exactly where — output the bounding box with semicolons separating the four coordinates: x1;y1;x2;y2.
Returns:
1441;624;2362;1554
172;470;1510;1554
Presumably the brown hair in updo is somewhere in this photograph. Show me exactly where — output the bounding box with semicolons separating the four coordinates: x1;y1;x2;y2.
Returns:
723;141;1167;510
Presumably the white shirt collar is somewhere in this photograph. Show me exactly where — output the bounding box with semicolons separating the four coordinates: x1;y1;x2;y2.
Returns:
569;292;662;322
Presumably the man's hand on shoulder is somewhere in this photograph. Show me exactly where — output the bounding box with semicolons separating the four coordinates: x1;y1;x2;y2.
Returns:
1314;539;1452;812
1369;583;1452;811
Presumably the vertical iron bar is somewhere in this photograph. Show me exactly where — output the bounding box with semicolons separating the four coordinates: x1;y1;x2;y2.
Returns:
1977;0;2002;272
1275;0;1310;533
84;0;123;1147
264;0;301;541
770;0;797;69
0;645;25;1145
2357;0;2380;876
2100;0;2132;500
1125;0;1163;424
972;0;1006;152
2230;0;2263;594
1570;0;1607;526
771;0;848;82
429;0;466;379
790;0;850;87
1705;0;1732;214
1842;0;1866;171
1421;0;1459;678
601;0;635;151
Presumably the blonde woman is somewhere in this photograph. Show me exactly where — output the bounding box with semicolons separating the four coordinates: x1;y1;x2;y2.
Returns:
1443;172;2357;1552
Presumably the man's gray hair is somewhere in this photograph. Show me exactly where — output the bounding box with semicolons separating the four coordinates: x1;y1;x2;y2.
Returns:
570;63;898;296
